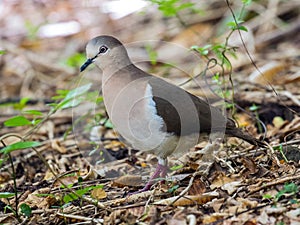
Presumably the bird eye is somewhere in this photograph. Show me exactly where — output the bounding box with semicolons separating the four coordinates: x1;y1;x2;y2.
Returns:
99;45;108;54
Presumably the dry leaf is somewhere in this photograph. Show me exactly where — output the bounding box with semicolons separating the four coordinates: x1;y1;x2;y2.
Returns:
188;179;206;195
272;116;286;128
240;157;258;174
51;139;67;153
221;181;241;195
53;175;78;187
22;188;56;209
113;175;143;187
236;197;258;208
44;169;56;180
153;191;218;206
210;173;235;190
127;206;145;218
209;198;225;212
0;172;11;184
202;213;228;224
249;61;287;84
286;208;300;221
81;166;98;180
91;188;107;200
243;220;258;225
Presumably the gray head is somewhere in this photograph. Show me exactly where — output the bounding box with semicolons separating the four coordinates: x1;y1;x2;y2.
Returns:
80;35;131;72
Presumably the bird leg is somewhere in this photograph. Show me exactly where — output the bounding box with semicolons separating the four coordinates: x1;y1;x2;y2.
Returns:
130;157;168;194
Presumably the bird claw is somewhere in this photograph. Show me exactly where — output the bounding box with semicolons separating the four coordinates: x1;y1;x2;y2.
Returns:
127;163;168;195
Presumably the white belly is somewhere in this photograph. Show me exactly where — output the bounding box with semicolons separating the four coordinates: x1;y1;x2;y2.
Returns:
103;80;168;151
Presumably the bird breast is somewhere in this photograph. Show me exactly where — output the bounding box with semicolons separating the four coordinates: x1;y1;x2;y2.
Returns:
103;74;170;152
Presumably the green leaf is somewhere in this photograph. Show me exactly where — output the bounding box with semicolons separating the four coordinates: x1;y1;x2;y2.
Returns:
1;141;41;154
20;203;32;217
191;44;212;56
32;118;42;126
24;20;40;40
52;89;70;100
168;185;179;193
23;110;43;116
65;53;86;68
238;25;248;32
13;97;30;110
78;176;83;183
63;187;91;204
151;0;195;17
226;20;247;31
282;183;298;193
0;50;6;55
103;119;114;129
65;83;92;101
52;83;92;111
249;104;260;111
63;193;78;203
242;0;252;5
4;115;32;127
262;194;273;199
275;183;298;201
56;98;83;110
170;164;183;171
145;45;158;65
0;159;4;167
0;192;15;198
86;91;103;104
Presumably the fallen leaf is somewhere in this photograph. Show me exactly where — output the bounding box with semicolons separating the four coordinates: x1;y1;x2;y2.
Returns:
249;61;287;84
202;213;228;224
113;175;143;187
188;178;206;195
272;116;285;128
153;191;218;206
286;208;300;221
210;173;235;189
91;188;107;200
222;181;241;195
51;139;67;153
53;174;79;187
240;157;258;174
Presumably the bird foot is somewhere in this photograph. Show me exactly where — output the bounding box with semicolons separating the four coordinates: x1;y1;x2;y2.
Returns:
128;163;168;195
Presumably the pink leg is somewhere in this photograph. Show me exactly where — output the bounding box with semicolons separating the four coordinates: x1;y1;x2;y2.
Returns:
129;158;168;195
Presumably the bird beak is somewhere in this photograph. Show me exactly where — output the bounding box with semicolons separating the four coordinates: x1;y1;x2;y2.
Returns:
80;58;93;72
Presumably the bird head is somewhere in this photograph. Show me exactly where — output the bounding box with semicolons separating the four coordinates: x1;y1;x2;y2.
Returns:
80;35;131;72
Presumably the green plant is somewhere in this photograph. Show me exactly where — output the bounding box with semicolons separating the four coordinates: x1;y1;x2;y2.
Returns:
275;183;298;202
20;203;32;217
0;83;104;220
263;182;299;205
150;0;196;17
65;53;86;68
273;144;288;163
63;183;104;204
249;104;263;133
189;0;254;117
24;20;41;40
168;184;179;193
145;44;158;66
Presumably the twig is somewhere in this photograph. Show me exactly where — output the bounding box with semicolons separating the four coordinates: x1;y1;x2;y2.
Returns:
247;173;300;196
56;212;104;223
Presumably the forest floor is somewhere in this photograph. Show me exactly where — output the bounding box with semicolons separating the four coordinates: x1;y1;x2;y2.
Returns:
0;0;300;224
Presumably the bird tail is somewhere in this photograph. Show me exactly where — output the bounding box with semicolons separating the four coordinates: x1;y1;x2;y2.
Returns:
226;128;266;147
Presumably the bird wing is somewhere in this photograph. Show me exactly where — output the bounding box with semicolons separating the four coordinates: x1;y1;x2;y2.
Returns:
148;77;231;136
